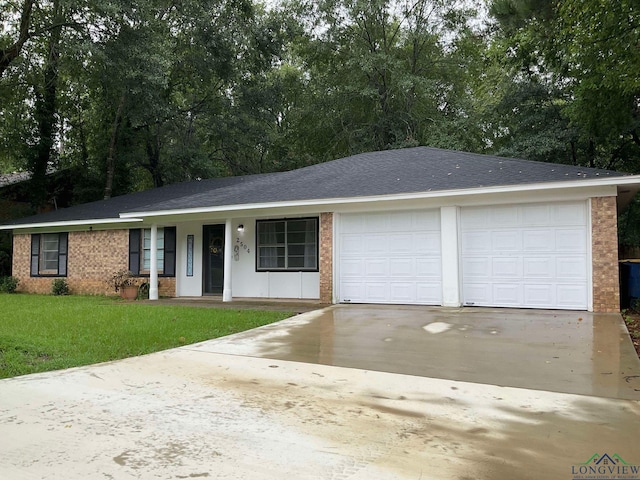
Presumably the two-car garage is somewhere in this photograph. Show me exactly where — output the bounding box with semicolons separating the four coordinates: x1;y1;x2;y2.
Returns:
337;201;589;310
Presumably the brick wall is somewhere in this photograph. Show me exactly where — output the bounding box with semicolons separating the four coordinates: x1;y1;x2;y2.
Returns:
319;212;333;304
12;230;176;297
591;196;620;312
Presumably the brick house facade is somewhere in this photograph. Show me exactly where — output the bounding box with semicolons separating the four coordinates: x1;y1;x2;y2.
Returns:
10;198;621;311
13;230;175;297
591;197;620;312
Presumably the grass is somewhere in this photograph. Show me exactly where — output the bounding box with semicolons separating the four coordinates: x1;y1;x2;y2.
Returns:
0;294;291;379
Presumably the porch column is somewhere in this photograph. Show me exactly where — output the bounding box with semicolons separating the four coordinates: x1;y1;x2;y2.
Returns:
223;218;233;302
440;206;460;307
149;223;159;300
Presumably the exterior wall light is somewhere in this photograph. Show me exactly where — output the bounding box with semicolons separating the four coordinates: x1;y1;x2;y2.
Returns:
237;224;244;232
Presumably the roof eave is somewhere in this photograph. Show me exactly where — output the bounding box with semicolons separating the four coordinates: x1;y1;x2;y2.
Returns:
119;177;640;219
0;217;143;232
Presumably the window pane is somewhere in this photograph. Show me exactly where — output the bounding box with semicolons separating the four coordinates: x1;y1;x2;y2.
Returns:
258;221;285;245
40;234;59;272
141;228;165;273
258;246;285;268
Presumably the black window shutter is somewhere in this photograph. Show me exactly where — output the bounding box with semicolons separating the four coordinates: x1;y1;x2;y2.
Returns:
129;229;141;275
57;233;68;276
164;227;176;276
30;234;40;277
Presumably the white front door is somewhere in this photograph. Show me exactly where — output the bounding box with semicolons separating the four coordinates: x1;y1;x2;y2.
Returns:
338;210;442;304
460;202;589;309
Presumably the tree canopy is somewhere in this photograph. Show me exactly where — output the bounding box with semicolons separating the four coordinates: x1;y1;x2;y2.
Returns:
0;0;638;208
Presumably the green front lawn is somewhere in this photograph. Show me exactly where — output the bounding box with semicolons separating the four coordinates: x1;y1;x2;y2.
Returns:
0;294;291;379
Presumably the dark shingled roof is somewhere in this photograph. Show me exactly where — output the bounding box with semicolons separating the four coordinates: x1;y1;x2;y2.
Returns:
2;147;630;227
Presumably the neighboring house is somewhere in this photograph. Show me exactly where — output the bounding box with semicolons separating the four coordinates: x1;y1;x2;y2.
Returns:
2;147;640;313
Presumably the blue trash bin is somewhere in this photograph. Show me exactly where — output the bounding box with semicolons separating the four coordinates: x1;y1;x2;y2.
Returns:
627;262;640;306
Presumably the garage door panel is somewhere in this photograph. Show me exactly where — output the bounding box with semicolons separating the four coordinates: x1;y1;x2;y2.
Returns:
390;282;416;302
415;258;441;278
390;259;413;276
364;259;388;276
556;257;587;279
416;283;442;304
492;231;521;251
523;257;554;278
462;257;490;278
522;204;551;225
341;235;362;254
523;230;555;251
523;284;554;305
341;282;364;302
364;214;389;232
493;283;522;305
556;229;587;252
554;203;586;225
492;257;521;278
339;210;442;305
414;209;440;226
491;205;519;226
365;282;390;302
341;258;364;276
460;207;488;228
364;235;388;254
389;212;413;230
414;233;440;254
556;285;588;308
461;231;491;253
463;283;491;304
462;201;588;310
389;233;413;252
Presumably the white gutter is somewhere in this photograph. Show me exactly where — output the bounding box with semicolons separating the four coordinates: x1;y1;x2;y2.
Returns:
0;217;143;231
119;176;640;219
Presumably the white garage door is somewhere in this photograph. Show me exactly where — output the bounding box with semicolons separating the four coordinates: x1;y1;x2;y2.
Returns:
460;202;588;309
339;210;442;304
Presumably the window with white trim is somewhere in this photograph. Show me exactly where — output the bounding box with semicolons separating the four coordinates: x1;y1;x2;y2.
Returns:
256;218;318;271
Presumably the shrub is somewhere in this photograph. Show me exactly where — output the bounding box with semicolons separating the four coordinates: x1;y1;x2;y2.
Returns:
107;269;137;293
51;279;70;296
0;276;19;293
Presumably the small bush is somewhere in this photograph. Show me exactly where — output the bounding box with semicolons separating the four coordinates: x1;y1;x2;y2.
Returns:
0;276;19;293
51;279;70;296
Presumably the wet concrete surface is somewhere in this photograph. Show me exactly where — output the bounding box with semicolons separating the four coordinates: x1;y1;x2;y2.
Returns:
194;305;640;400
1;348;639;480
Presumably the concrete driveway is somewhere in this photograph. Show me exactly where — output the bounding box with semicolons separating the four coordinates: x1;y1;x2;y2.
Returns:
1;305;639;480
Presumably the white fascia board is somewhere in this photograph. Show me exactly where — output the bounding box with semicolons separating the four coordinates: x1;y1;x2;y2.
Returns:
0;217;143;232
119;176;640;220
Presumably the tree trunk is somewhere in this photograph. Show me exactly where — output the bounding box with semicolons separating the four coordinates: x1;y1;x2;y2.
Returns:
103;93;126;200
145;125;164;188
0;0;33;78
29;0;61;210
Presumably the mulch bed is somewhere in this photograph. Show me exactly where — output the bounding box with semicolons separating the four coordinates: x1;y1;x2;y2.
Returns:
624;312;640;359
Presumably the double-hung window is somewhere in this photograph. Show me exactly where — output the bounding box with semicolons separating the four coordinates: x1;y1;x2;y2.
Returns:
256;218;318;271
30;233;68;277
129;227;176;276
142;228;165;273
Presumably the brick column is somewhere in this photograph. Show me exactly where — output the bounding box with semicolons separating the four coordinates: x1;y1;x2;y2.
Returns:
591;196;620;312
319;212;333;304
